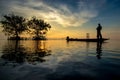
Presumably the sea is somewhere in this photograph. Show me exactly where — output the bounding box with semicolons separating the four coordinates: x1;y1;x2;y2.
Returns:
0;39;120;80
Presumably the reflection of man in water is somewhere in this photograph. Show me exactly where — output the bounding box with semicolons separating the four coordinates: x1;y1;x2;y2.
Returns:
96;23;102;39
96;41;102;59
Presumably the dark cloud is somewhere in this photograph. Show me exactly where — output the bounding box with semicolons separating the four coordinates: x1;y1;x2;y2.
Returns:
0;0;105;27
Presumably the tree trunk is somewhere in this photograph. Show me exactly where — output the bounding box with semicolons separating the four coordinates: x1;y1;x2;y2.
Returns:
36;30;39;38
15;31;20;40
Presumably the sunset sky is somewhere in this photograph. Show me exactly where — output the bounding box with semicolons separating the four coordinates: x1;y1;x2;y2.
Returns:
0;0;120;39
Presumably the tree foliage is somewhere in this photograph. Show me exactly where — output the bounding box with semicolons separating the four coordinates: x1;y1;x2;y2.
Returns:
0;14;51;40
0;14;27;39
28;17;51;40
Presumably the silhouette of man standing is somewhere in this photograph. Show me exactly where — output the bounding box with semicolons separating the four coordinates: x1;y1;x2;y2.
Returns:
96;23;102;39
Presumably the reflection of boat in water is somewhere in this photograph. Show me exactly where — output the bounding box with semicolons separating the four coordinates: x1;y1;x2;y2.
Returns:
66;36;109;42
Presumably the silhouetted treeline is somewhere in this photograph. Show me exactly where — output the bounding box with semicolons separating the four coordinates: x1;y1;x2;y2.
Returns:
0;14;51;40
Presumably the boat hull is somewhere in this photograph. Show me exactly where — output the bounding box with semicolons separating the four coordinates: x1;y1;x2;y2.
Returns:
66;38;109;42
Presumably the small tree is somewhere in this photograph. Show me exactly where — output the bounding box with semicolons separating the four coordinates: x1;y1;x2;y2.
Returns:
0;14;27;40
28;17;51;40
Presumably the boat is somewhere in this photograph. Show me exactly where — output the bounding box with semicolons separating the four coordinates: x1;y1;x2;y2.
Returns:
66;37;109;42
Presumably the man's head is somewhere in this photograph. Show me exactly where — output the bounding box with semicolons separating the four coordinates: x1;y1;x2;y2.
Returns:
98;23;101;26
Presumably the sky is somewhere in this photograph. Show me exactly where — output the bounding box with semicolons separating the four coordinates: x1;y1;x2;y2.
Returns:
0;0;120;39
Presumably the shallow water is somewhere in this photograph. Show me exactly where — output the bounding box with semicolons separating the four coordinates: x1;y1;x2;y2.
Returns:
0;39;120;80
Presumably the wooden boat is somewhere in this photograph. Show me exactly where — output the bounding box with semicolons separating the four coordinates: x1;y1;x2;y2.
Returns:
66;38;109;42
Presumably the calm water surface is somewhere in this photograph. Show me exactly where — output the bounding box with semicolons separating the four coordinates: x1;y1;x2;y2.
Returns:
0;39;120;80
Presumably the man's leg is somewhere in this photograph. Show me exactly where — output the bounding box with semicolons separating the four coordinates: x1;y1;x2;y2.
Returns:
100;33;102;39
97;32;99;39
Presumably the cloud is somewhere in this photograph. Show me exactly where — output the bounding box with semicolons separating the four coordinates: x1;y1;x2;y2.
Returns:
0;0;106;27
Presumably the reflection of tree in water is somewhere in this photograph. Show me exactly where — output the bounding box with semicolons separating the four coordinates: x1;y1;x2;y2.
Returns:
26;41;51;64
1;40;51;66
1;40;26;64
